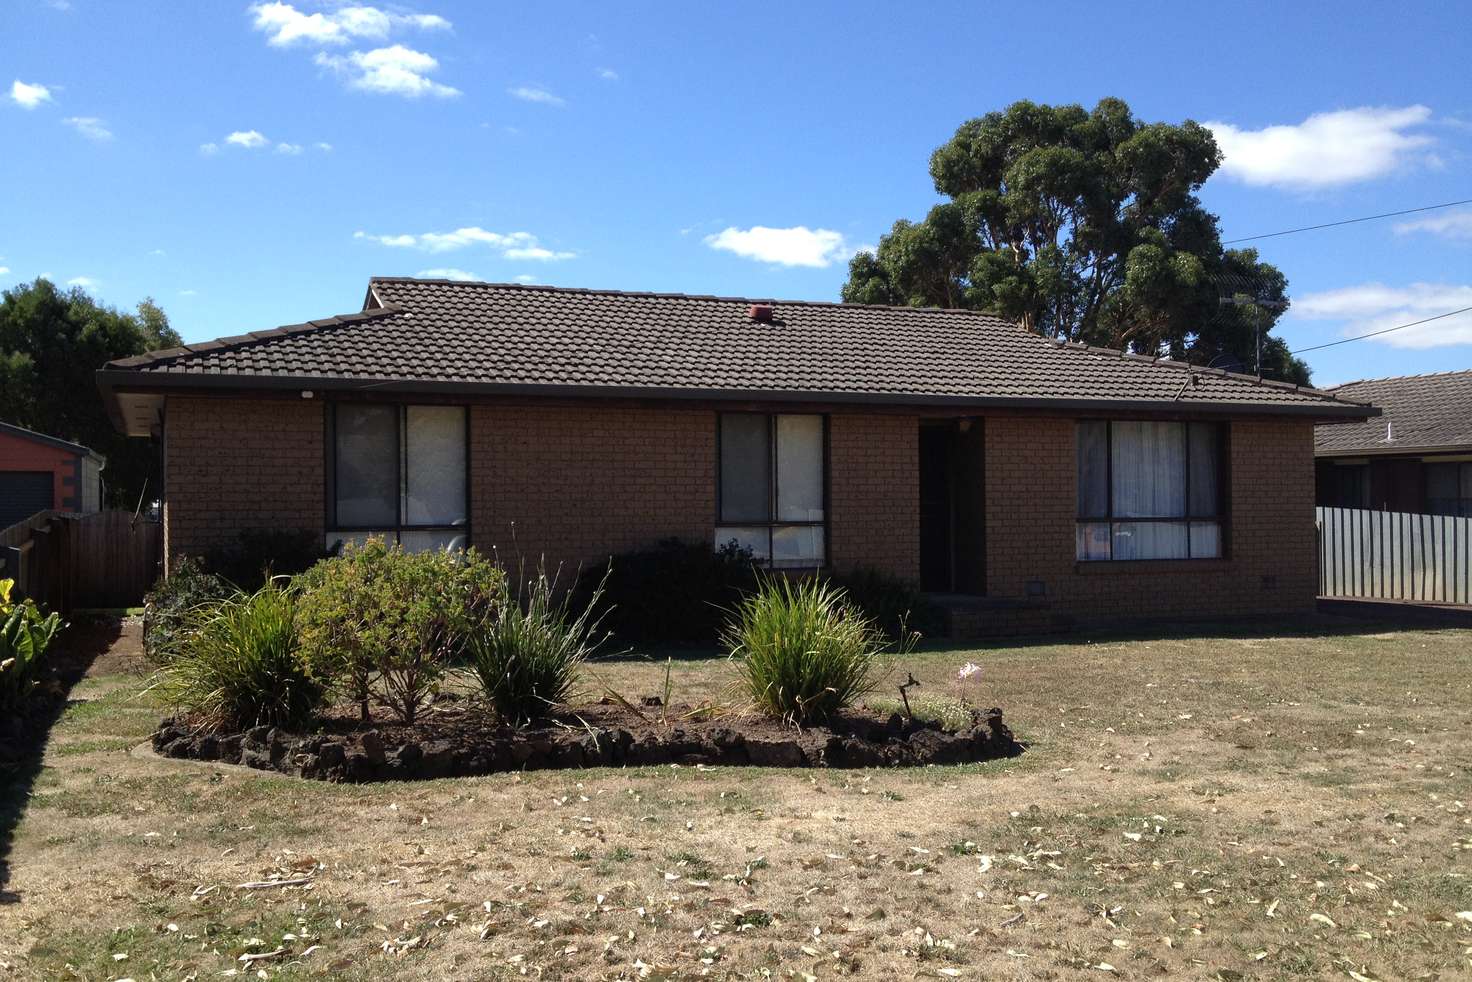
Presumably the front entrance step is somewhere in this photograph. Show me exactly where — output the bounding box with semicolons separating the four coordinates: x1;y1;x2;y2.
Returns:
923;593;1066;640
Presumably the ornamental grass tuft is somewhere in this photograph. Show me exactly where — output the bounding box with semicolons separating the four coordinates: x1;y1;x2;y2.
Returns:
158;579;323;729
724;575;903;726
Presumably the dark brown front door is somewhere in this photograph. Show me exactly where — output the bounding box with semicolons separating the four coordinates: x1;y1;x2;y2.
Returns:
919;426;953;592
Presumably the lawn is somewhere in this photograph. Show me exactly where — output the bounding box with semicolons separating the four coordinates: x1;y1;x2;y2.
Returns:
1;618;1470;980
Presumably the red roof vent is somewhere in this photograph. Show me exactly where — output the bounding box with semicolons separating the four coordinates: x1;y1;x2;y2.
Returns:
748;303;774;323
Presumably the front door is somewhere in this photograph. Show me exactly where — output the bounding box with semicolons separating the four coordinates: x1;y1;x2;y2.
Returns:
919;426;953;592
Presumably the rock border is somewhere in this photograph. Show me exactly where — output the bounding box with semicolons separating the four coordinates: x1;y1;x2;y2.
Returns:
151;707;1022;782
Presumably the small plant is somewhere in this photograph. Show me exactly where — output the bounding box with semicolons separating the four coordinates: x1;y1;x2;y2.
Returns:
466;564;607;726
0;578;64;712
158;580;323;729
575;538;758;643
142;556;230;663
724;576;904;726
297;541;504;724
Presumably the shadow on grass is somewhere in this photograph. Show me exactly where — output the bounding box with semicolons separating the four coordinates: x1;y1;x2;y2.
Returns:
590;612;1460;665
0;615;120;904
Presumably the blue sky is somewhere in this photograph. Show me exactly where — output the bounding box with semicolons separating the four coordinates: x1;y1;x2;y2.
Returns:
2;0;1468;388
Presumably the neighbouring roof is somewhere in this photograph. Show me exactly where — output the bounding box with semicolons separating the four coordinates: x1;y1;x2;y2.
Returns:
0;420;105;463
1315;369;1472;456
99;277;1375;436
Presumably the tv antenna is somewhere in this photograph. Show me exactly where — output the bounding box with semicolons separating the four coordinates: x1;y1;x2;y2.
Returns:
1212;271;1289;380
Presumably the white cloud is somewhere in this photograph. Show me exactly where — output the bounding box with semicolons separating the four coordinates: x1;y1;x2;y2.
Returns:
63;116;113;141
10;79;52;109
1394;209;1472;242
179;289;198;297
226;129;270;149
249;2;450;47
514;274;536;284
704;225;860;268
317;45;459;98
508;85;565;107
596;67;619;81
66;275;98;288
1293;282;1472;348
1206;106;1436;190
276;142;304;154
416;267;479;281
199;142;219;155
356;226;574;260
0;267;10;276
314;141;333;152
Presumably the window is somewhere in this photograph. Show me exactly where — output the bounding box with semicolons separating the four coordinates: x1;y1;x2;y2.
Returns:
716;413;826;567
1425;461;1472;517
1076;420;1226;561
327;404;468;553
1324;461;1370;509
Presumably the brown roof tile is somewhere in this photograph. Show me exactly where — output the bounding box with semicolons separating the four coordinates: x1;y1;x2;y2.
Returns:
100;277;1374;417
1315;369;1472;454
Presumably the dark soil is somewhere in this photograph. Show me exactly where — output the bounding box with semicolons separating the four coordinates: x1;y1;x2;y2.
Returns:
151;696;1023;782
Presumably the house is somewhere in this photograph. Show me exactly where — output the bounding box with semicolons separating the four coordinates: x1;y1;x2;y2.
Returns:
97;277;1375;634
0;421;106;529
1315;370;1472;517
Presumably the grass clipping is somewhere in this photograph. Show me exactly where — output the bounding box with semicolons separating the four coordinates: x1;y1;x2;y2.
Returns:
723;575;909;726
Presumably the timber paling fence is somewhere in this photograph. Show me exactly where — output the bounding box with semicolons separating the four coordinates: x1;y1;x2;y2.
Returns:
0;510;162;613
1317;506;1472;605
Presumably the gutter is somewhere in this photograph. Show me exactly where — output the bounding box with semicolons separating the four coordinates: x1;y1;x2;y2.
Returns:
97;368;1381;429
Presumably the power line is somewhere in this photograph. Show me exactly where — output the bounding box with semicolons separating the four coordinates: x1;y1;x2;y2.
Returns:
1223;197;1472;244
1290;305;1472;354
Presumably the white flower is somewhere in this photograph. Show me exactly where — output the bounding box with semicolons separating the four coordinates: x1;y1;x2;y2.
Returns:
957;662;981;681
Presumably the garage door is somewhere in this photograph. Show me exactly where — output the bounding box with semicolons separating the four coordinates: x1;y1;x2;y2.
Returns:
0;471;54;530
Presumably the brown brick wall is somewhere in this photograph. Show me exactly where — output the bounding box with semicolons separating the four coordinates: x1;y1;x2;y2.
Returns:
982;415;1318;630
163;396;325;566
468;405;716;567
828;413;920;579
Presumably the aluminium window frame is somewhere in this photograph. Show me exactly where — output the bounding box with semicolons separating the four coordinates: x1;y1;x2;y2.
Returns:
714;411;831;569
324;401;472;548
1075;419;1230;562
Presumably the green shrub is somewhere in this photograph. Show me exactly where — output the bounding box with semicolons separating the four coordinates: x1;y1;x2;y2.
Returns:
824;566;944;640
0;578;64;712
158;580;323;729
296;540;504;724
467;565;607;726
575;538;758;643
142;556;230;663
724;576;903;725
205;528;335;592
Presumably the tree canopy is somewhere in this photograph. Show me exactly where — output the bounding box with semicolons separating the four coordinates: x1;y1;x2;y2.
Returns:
0;278;181;509
842;98;1308;383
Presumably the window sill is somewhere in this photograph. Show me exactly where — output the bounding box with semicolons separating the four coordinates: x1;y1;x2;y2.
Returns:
1074;558;1233;575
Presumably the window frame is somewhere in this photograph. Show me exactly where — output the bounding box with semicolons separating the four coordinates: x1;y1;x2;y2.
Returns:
324;402;471;549
1425;460;1472;517
1076;419;1230;562
715;411;830;569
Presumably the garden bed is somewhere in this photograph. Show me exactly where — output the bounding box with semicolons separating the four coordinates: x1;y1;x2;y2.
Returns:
151;699;1022;781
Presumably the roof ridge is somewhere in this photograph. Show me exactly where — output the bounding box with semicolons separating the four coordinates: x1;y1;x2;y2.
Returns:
104;306;402;369
1326;367;1472;390
368;275;1015;320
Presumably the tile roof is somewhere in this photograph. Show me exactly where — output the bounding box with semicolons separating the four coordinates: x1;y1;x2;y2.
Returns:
1315;370;1472;455
101;277;1373;418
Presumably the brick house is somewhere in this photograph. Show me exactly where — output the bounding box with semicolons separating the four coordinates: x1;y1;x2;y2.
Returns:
1315;370;1472;517
98;277;1375;634
0;421;106;529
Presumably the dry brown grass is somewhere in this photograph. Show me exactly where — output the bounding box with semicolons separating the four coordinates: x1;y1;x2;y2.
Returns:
2;617;1470;980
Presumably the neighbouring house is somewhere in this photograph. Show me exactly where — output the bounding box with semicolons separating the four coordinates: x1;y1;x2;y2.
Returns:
0;421;106;529
1315;370;1472;517
97;277;1375;635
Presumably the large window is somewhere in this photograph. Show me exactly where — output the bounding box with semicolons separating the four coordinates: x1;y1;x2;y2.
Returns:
1426;461;1472;517
327;404;468;553
716;413;826;567
1076;420;1226;561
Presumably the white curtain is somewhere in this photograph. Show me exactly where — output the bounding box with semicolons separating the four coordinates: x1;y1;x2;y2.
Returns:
1111;421;1186;518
